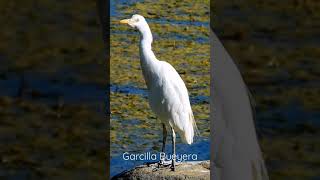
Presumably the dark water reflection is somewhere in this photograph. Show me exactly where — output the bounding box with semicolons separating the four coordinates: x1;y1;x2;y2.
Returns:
110;84;209;104
0;72;105;105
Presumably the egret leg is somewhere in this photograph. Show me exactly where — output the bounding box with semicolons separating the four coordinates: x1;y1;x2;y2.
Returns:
159;123;167;166
171;127;176;171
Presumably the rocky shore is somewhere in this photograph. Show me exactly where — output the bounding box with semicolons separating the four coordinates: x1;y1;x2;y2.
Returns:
112;160;210;180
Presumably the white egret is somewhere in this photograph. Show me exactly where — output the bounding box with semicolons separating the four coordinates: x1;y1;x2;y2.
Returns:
120;14;199;171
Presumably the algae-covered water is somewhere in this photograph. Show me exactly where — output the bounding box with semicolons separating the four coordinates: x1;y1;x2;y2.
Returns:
110;0;210;177
0;0;318;179
0;0;106;179
213;1;320;179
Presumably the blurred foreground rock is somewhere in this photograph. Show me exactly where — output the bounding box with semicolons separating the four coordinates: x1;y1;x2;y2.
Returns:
112;160;210;180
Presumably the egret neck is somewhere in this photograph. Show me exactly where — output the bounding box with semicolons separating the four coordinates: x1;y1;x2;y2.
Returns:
138;22;157;88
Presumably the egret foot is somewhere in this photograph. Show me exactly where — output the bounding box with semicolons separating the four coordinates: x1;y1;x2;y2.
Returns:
157;160;170;168
170;159;175;171
170;164;175;171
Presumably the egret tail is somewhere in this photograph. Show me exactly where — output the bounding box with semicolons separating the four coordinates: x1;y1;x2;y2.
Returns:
178;112;199;145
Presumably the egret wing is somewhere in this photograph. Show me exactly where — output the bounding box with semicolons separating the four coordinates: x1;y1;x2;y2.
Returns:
159;61;198;144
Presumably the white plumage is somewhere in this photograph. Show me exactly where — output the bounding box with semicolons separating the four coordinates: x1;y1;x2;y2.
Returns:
120;14;198;170
147;60;196;144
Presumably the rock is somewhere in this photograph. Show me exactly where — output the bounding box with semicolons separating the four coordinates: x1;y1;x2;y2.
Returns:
112;160;210;180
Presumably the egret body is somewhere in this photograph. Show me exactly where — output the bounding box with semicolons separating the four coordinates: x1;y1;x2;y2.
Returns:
120;14;198;171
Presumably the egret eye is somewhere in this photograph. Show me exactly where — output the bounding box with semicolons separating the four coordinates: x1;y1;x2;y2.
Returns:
135;18;140;22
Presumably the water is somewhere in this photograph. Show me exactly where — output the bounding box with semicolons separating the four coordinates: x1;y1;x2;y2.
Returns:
257;103;320;129
111;30;209;44
110;84;147;97
148;18;209;27
0;72;105;106
110;138;210;177
110;0;143;17
110;0;210;176
110;84;209;105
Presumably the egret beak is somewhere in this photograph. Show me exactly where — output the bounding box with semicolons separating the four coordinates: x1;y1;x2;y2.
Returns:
120;19;130;24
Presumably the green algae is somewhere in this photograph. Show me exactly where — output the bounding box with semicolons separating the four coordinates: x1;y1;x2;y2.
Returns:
118;0;209;22
0;96;106;179
212;0;320;179
0;0;104;84
260;133;320;179
111;0;210;158
110;90;210;155
110;34;210;87
111;18;209;38
0;0;106;178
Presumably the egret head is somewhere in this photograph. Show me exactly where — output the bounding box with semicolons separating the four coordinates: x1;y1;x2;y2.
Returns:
120;14;148;30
